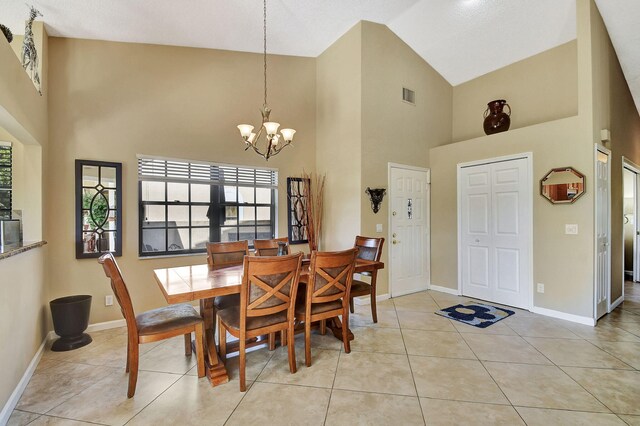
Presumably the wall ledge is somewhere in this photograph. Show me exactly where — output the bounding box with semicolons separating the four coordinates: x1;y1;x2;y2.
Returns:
0;240;46;261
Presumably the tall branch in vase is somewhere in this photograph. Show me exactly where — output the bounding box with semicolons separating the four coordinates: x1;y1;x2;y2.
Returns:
301;171;325;252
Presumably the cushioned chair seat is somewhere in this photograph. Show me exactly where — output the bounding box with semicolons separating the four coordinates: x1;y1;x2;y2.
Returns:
214;294;240;311
217;305;288;331
295;300;342;317
350;279;371;296
136;304;202;336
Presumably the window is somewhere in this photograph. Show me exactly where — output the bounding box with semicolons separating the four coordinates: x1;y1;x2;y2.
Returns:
138;156;277;257
0;142;11;220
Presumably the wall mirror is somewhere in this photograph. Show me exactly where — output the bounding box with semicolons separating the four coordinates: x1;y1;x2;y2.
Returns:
541;167;585;204
75;160;122;258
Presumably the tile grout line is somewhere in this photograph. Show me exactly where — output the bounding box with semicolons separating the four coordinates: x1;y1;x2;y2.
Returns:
322;347;342;426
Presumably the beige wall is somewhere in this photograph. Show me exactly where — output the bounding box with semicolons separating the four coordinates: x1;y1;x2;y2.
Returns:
47;38;316;323
360;21;452;295
316;23;363;251
430;117;595;317
452;40;578;142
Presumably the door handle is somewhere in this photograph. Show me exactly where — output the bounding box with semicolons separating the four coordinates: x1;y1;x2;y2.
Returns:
393;240;400;245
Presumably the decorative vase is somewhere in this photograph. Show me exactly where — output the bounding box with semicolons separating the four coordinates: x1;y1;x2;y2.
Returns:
0;24;12;43
50;295;93;351
483;99;511;135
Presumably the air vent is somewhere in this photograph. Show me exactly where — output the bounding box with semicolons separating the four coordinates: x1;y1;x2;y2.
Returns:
402;87;415;105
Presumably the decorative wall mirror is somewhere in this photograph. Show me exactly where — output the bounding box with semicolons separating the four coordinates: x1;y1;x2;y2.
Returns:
75;160;123;258
286;177;309;244
541;167;585;204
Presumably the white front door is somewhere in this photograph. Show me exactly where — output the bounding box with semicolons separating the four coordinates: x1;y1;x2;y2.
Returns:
459;156;531;309
389;165;430;297
596;148;611;318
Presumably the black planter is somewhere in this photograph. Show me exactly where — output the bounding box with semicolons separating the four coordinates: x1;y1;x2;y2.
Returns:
50;295;93;351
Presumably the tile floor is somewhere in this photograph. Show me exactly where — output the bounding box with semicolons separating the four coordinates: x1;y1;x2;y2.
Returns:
8;282;640;425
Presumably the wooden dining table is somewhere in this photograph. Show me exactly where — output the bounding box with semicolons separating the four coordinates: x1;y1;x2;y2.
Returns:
153;257;384;386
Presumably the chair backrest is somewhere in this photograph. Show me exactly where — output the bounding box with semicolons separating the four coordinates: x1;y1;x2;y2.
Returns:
241;253;303;326
206;241;249;270
98;253;138;336
254;237;289;256
354;236;385;262
307;248;358;305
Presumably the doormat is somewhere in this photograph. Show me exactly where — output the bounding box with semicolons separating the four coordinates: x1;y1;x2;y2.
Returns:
435;303;515;328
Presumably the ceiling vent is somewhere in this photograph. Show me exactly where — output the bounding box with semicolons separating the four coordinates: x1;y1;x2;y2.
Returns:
402;87;415;105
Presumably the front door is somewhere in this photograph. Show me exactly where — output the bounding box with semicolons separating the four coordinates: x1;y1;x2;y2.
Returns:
389;165;430;297
596;148;611;318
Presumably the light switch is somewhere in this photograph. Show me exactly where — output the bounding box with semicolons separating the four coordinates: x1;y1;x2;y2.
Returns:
565;224;578;235
376;224;383;233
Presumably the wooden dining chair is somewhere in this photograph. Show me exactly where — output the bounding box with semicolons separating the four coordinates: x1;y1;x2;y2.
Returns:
295;248;358;366
253;237;290;256
98;253;205;398
349;236;385;323
206;240;249;270
217;253;303;391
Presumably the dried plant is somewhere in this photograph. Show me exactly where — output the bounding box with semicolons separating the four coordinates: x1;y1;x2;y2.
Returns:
301;171;326;252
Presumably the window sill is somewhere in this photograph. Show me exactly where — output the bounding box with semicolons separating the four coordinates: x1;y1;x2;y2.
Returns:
0;241;47;261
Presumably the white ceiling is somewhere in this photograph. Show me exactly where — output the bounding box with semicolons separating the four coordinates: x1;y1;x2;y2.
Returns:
1;0;631;92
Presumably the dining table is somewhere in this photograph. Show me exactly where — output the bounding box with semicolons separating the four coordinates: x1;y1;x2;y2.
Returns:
153;256;384;386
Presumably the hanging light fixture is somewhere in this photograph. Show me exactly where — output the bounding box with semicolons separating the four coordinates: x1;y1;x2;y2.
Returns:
237;0;296;161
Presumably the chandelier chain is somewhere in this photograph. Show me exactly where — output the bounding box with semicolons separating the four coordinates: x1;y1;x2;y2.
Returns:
263;0;267;108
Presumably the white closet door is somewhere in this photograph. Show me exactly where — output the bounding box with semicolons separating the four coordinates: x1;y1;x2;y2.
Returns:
460;157;531;309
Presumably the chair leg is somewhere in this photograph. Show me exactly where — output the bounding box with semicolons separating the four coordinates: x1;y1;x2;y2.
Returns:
280;329;287;346
268;332;276;351
184;333;192;356
320;319;326;335
304;318;312;367
287;326;297;374
219;323;227;360
125;340;130;373
342;311;351;354
194;323;205;378
239;337;247;392
127;343;139;398
349;297;355;313
370;290;378;324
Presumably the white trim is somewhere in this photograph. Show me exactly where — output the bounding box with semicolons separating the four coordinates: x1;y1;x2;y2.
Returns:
0;338;48;425
387;163;431;299
623;157;640;288
87;319;126;333
353;293;390;306
594;144;612;320
610;295;624;311
531;306;596;326
429;284;460;296
456;152;534;310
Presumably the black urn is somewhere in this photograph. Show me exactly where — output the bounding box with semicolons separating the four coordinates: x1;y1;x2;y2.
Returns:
50;295;93;351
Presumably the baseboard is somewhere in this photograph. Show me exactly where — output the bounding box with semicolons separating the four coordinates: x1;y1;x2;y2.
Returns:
0;337;48;425
429;285;460;296
531;306;595;326
354;293;390;306
86;319;126;333
610;295;624;312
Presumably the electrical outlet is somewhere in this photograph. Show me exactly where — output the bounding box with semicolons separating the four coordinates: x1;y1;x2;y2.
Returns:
537;283;545;293
376;224;383;233
105;295;114;306
565;224;578;235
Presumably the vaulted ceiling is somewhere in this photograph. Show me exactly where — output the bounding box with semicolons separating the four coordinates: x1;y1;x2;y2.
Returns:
0;0;638;111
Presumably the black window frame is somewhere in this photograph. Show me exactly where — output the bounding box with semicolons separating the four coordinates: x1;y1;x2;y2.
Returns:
0;143;11;220
138;157;277;257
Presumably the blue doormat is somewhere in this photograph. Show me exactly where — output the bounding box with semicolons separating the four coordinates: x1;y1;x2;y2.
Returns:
435;303;515;328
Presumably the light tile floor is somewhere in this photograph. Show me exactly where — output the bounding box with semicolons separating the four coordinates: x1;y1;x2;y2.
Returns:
8;282;640;425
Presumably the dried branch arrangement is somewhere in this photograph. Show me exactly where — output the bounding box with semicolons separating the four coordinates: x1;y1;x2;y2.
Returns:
301;171;326;252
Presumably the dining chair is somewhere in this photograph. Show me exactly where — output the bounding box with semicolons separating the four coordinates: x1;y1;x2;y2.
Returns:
254;237;289;256
217;253;303;391
295;248;358;366
349;236;385;323
98;253;205;398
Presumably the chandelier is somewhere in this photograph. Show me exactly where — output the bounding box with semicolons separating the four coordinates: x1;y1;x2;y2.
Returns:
237;0;296;161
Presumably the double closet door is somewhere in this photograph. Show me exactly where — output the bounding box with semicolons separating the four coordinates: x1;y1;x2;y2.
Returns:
459;157;531;309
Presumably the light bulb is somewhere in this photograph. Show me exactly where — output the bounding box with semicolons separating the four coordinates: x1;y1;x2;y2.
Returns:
237;124;254;139
248;133;256;143
264;122;280;135
280;128;296;142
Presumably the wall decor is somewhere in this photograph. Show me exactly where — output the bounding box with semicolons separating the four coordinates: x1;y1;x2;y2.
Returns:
483;99;511;135
286;177;309;244
0;23;12;43
540;167;585;204
21;5;43;95
75;160;123;258
301;171;326;251
365;187;386;214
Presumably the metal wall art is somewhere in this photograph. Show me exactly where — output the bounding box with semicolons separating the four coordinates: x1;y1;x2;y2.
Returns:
365;187;386;214
286;177;308;244
21;5;42;95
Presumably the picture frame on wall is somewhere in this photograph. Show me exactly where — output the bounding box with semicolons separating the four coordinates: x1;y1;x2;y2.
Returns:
286;177;309;244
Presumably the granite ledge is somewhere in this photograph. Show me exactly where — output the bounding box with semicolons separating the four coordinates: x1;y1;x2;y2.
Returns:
0;241;47;261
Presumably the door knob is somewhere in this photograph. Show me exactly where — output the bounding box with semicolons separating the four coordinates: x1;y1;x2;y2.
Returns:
393;240;399;244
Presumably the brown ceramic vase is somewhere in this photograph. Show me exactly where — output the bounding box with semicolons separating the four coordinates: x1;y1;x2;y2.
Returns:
483;99;511;135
